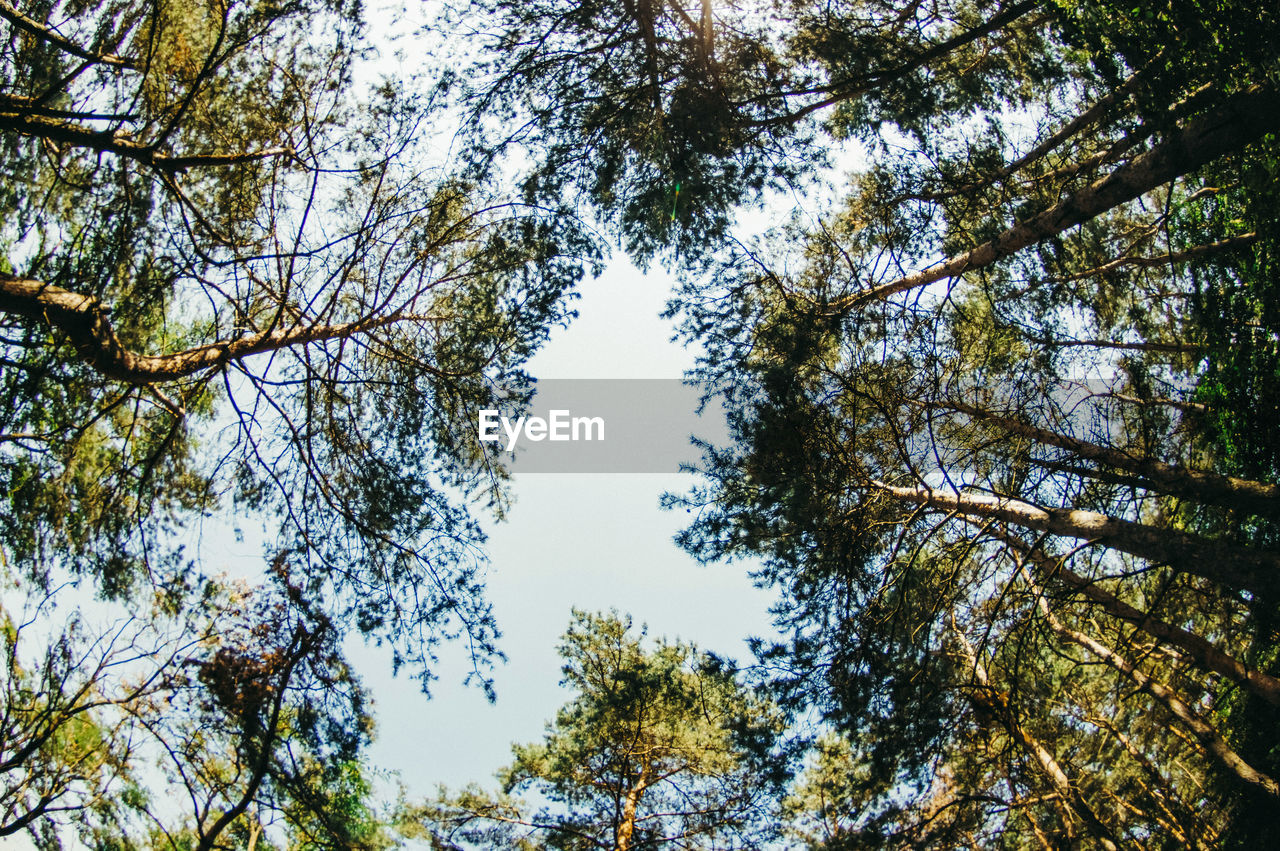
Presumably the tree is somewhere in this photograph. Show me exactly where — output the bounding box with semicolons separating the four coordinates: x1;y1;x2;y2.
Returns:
452;0;1280;844
415;610;787;850
1;0;596;844
1;0;595;678
1;554;401;850
0;582;180;841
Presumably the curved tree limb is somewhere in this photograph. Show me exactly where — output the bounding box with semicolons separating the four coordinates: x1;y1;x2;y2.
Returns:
0;273;447;384
950;618;1121;849
745;0;1044;127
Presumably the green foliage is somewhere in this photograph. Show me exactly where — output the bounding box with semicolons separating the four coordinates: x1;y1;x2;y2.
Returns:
418;610;787;850
0;0;594;846
1182;138;1280;481
446;0;822;260
0;563;402;849
281;759;399;850
1;0;600;689
6;0;1280;846
440;0;1280;844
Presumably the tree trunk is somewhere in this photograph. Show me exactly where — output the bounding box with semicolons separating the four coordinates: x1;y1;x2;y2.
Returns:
994;529;1280;707
951;622;1121;850
874;482;1280;598
615;765;649;851
837;84;1280;309
938;399;1280;515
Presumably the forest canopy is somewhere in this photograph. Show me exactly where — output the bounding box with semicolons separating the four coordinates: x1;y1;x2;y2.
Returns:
3;0;1280;848
455;0;1280;845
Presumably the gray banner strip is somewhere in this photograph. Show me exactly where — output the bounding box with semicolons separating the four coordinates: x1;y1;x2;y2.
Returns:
475;379;729;473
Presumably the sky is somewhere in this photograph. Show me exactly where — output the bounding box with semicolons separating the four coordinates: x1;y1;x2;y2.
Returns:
352;256;782;794
330;0;790;800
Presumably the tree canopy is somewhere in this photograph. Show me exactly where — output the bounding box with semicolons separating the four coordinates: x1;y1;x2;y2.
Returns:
417;610;786;850
1;0;593;844
5;0;1280;847
452;0;1280;845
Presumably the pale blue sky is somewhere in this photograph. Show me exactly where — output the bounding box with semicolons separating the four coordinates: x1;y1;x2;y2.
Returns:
352;0;787;796
356;257;780;793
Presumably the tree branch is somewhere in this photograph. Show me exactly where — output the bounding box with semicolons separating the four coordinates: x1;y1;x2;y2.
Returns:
0;0;135;68
872;481;1280;597
0;273;446;384
1015;556;1280;798
746;0;1043;128
833;84;1280;310
950;619;1120;849
934;399;1280;514
0;111;291;172
994;529;1280;707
